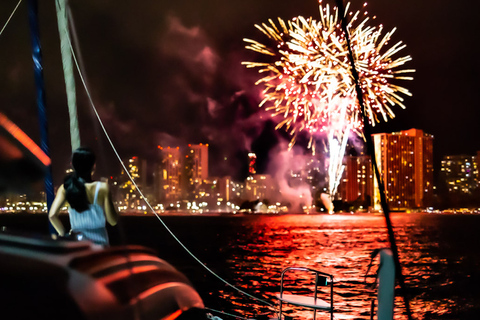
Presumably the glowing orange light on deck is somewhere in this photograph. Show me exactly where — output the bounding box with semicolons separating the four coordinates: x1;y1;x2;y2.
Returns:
163;309;182;320
0;112;50;166
99;265;159;285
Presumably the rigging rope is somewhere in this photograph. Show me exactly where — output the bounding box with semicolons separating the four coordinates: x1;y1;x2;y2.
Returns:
334;1;414;319
57;10;145;320
0;0;22;37
64;12;276;311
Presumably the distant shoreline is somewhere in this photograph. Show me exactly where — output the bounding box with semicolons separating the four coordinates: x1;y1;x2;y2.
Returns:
2;209;479;217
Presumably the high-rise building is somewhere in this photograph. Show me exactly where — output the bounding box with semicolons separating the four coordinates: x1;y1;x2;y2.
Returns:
117;156;147;211
476;151;480;184
440;154;478;194
188;144;209;181
217;176;232;202
129;156;147;188
183;144;209;200
372;128;434;210
245;174;278;202
155;144;209;204
338;155;374;206
194;176;236;211
159;146;182;202
230;181;245;201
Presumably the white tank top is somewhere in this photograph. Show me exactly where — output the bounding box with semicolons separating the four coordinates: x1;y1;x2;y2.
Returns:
68;182;109;246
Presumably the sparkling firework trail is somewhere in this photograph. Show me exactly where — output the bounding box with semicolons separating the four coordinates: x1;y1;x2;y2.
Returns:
243;1;414;200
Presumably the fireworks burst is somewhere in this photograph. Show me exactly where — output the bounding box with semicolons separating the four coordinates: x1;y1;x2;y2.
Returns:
243;1;414;200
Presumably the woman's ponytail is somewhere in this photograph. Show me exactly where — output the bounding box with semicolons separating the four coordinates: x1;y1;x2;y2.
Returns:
64;147;96;213
64;173;90;212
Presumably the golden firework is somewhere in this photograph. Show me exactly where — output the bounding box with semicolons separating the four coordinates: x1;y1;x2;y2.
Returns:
243;2;414;151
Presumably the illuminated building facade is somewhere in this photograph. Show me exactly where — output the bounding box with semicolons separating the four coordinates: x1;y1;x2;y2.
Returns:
248;153;257;175
183;144;209;201
156;144;209;204
245;174;278;202
217;176;231;202
440;154;479;194
338;155;374;206
118;156;147;211
372;128;434;210
159;146;182;201
188;144;209;181
477;151;480;183
230;181;245;201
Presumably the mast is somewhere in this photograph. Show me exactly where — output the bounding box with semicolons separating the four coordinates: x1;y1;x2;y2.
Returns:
55;0;81;151
334;1;413;319
27;0;55;232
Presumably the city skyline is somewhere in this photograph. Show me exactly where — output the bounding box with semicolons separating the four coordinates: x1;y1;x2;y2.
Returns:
0;0;479;187
3;136;477;213
98;134;477;210
2;103;479;207
103;140;479;212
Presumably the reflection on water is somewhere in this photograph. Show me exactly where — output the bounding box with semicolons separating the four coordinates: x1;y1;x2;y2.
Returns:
3;212;479;319
198;213;480;320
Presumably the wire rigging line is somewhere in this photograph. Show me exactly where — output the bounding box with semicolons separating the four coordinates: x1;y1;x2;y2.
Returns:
63;12;275;311
0;0;23;37
205;307;250;320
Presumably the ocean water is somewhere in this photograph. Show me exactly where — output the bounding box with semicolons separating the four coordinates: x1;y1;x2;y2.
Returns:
2;213;480;319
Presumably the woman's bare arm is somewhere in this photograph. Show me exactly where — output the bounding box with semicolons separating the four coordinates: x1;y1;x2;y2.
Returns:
102;182;118;226
48;185;66;236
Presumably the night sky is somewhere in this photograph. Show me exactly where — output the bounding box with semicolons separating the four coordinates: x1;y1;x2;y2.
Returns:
1;0;479;186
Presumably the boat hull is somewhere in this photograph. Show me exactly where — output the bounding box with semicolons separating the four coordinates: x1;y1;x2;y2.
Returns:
0;230;205;320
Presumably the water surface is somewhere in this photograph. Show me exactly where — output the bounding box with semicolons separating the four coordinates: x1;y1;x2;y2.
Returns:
3;213;479;319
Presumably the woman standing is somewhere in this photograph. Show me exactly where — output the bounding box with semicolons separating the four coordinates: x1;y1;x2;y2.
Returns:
49;147;117;246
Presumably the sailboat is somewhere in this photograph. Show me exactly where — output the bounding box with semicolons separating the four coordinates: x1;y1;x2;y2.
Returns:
0;1;207;319
0;1;403;320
